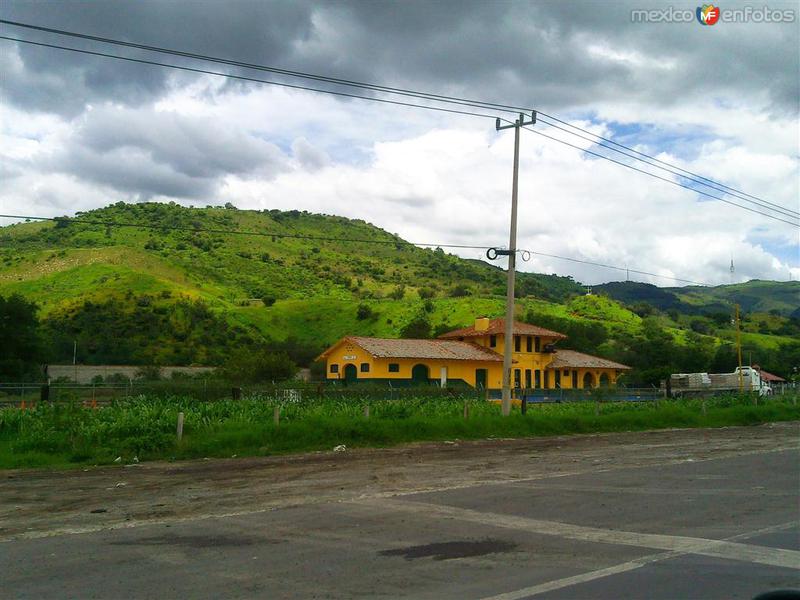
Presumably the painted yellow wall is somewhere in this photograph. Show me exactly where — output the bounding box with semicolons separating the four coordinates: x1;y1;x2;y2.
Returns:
323;336;623;389
323;340;499;386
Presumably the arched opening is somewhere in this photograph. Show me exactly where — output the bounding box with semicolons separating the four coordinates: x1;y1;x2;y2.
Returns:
411;364;430;384
599;373;610;387
343;364;358;384
582;372;595;389
475;368;487;389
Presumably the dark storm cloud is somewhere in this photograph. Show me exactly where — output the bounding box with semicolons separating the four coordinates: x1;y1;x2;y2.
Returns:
317;0;799;116
43;106;290;199
72;107;287;178
0;0;316;116
1;0;797;118
54;145;219;200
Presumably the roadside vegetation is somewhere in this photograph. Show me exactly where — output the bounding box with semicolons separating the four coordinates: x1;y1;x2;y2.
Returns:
1;392;797;470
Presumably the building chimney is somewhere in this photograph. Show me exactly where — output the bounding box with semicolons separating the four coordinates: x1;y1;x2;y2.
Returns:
474;316;490;331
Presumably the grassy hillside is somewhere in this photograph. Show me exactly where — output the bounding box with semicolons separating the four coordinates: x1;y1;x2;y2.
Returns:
1;202;797;381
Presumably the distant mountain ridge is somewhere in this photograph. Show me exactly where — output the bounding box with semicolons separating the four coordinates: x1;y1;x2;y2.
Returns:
593;280;800;318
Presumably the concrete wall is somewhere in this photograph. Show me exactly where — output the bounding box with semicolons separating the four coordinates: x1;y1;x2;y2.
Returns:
46;364;215;384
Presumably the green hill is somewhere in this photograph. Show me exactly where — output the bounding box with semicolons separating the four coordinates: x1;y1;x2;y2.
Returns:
1;202;797;382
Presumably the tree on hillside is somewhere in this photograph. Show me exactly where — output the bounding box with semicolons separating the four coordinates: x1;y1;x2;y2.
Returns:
0;294;44;381
524;310;608;354
400;316;432;339
42;297;257;365
220;348;297;383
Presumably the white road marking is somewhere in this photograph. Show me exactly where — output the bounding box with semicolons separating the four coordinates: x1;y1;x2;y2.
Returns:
517;483;793;496
360;498;800;570
481;551;682;600
479;520;800;600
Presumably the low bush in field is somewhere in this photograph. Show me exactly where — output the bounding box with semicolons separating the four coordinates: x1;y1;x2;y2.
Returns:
0;393;797;469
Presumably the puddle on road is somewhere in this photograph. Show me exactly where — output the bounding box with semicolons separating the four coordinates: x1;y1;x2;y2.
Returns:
380;539;517;561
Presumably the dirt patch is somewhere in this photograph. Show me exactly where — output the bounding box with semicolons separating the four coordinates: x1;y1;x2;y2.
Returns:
1;422;797;541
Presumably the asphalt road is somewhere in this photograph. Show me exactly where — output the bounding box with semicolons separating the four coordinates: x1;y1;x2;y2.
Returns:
2;428;799;599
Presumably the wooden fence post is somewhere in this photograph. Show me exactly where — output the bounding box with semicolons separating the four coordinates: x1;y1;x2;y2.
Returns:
273;405;280;426
176;412;184;441
463;400;469;420
363;404;370;419
701;398;707;416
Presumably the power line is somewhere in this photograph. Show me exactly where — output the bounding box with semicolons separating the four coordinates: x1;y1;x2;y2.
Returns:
509;121;800;228
0;26;794;269
2;19;791;217
518;248;710;287
535;116;799;220
0;213;488;250
0;36;498;121
0;19;523;117
535;111;798;216
6;35;795;230
2;212;717;286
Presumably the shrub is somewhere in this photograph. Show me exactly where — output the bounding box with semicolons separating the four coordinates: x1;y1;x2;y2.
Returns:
356;304;376;321
135;365;162;381
450;284;470;298
389;285;406;300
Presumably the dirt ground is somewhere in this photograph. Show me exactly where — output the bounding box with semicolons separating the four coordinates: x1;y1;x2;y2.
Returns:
2;422;798;541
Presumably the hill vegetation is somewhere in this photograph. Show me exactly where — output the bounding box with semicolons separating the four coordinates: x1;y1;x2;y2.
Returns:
1;202;797;384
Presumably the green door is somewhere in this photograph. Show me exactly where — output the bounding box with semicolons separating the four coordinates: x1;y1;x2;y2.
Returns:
411;364;429;384
344;364;358;384
475;368;487;389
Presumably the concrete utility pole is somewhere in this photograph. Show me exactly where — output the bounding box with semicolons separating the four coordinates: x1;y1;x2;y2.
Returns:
496;112;536;416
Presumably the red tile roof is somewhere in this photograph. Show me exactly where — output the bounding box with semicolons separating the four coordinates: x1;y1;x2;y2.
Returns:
318;336;504;362
753;365;786;382
438;318;567;340
545;349;631;370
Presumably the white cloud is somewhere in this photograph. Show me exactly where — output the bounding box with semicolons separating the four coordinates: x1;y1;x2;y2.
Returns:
1;54;797;288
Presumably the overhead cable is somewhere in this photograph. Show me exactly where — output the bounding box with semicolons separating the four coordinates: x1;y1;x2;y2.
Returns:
1;18;792;217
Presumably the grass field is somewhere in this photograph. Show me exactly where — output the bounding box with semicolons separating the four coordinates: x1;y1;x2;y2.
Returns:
1;393;797;470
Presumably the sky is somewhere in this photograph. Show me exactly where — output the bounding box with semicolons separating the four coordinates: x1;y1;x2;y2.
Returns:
0;0;798;287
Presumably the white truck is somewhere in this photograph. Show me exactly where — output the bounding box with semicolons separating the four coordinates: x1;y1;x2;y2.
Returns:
666;367;772;398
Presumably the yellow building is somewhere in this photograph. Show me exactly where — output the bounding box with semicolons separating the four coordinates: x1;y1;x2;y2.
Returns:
318;317;630;390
